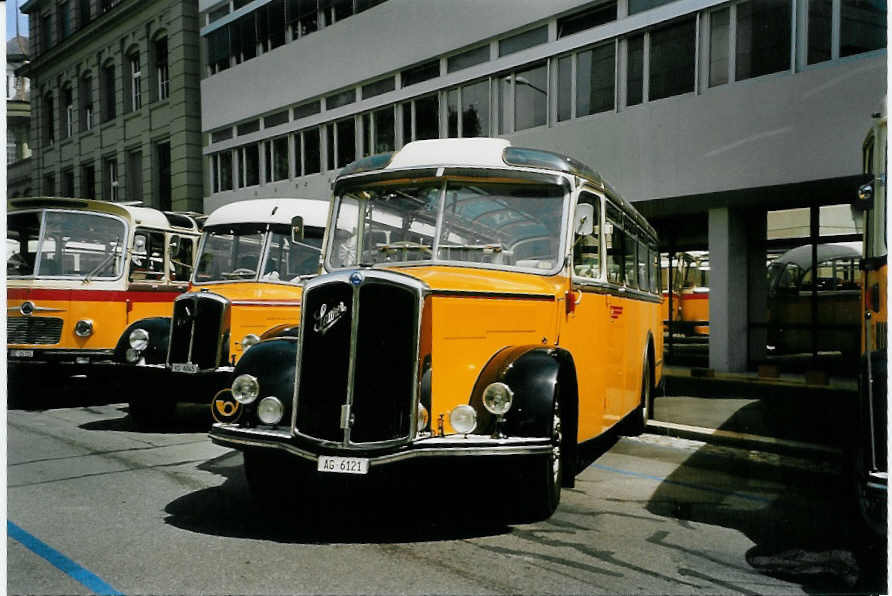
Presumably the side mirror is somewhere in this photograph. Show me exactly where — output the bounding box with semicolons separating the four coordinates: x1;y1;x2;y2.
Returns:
291;216;304;243
855;182;874;210
574;203;595;236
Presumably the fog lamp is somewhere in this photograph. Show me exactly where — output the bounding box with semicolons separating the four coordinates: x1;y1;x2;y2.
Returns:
232;374;259;404
125;348;141;363
417;402;429;432
482;382;514;415
257;396;284;425
129;328;149;351
74;319;94;337
241;334;260;350
449;404;477;434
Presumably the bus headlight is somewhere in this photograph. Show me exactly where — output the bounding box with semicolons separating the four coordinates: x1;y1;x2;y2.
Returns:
129;328;149;350
417;402;429;432
449;404;477;434
232;374;259;404
241;334;260;351
74;319;94;337
482;382;514;415
125;348;141;363
257;397;284;425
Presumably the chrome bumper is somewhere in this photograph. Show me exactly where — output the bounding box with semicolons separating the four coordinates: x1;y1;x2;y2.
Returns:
209;423;552;467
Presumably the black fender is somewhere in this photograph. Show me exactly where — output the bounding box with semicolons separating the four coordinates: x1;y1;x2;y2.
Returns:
260;323;301;340
469;345;579;487
114;317;171;364
233;337;298;425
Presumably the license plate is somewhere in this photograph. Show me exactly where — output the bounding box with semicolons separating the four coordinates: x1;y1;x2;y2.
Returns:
317;455;369;475
10;349;33;358
171;362;199;374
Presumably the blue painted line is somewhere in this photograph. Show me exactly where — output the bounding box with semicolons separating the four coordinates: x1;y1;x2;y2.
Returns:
588;462;775;504
8;521;123;595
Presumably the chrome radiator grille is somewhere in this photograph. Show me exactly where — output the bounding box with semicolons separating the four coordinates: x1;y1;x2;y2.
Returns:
8;317;64;344
294;271;424;447
167;292;230;370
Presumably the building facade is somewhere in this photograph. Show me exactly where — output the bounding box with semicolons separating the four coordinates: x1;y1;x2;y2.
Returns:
197;0;886;371
7;35;33;198
20;0;204;212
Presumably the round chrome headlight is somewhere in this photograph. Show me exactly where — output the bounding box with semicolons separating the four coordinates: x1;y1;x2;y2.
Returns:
231;374;260;404
416;402;429;432
257;396;284;425
482;382;514;415
129;328;149;350
241;334;260;350
74;319;94;338
449;404;477;434
125;348;141;363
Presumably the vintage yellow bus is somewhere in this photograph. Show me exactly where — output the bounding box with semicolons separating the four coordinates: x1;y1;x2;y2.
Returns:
117;198;329;428
7;197;200;397
854;109;886;536
209;138;663;521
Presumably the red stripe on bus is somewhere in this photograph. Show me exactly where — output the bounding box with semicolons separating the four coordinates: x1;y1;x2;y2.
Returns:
680;293;710;301
7;288;182;303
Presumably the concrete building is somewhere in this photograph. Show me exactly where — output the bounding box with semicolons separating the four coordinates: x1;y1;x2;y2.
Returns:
197;0;885;372
19;0;204;212
7;35;33;198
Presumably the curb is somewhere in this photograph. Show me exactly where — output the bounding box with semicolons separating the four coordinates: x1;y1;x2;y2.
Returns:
645;419;844;461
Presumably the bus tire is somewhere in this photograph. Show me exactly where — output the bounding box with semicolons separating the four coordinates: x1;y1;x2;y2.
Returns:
624;357;651;436
512;388;562;522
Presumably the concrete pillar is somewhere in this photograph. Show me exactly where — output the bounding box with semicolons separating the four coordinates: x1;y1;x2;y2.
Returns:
747;209;768;363
708;207;750;371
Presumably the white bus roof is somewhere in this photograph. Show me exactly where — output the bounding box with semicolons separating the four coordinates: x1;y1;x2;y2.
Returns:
203;198;330;228
7;197;200;231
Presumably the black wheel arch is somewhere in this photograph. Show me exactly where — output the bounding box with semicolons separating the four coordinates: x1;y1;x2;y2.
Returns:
233;337;299;424
114;317;171;364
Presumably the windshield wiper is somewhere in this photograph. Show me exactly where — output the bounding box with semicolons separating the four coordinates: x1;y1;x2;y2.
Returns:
438;243;504;252
83;236;121;284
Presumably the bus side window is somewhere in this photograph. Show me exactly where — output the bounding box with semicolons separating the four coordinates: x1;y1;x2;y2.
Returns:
650;245;660;293
572;192;601;279
623;216;637;289
606;203;623;285
169;235;194;282
130;230;166;282
834;257;860;290
637;240;648;291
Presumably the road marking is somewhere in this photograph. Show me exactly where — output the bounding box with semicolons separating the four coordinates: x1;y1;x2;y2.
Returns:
8;521;122;595
587;463;775;504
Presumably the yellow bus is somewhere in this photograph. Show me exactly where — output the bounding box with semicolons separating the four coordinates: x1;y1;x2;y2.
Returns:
854;109;886;535
209;138;663;521
117;198;328;428
7;197;200;398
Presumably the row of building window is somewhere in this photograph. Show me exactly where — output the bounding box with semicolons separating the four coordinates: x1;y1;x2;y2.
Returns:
41;142;172;209
40;38;169;145
38;0;122;54
205;0;388;73
206;0;885;194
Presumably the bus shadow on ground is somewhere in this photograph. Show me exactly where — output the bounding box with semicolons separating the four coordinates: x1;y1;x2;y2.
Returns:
78;403;214;434
163;451;511;545
645;402;886;595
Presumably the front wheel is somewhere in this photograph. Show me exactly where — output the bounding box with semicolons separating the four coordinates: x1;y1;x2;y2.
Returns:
622;357;651;436
511;393;563;523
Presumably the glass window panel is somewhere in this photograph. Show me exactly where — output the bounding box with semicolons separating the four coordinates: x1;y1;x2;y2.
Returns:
402;60;440;86
402;102;412;143
264;110;289;128
628;0;678;14
576;42;615;116
573;192;601;278
558;2;617;38
447;45;489;73
514;63;547;131
294;132;303;176
273;136;289;180
447;89;459;138
840;0;887;56
709;8;730;86
627;35;644;106
220;152;232;191
461;80;489;137
326;88;355;110
243;144;260;186
557;55;572;122
415;95;439;140
638;240;648;290
649;18;696;101
735;0;792;81
7;212;41;277
304;128;320;174
294;100;321;119
807;0;833;64
239;15;256;60
267;0;286;48
624;229;637;288
373;106;395;152
606;208;623;284
326;124;335;170
336;118;355;168
362;113;372;157
499;25;548;56
298;0;318;36
362;77;395;99
237;120;260;135
497;76;511;134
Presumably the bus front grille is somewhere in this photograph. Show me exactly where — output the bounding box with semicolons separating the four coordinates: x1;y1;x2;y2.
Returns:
8;317;64;345
167;293;230;370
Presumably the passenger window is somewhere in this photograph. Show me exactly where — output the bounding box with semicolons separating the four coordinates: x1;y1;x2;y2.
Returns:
623;216;637;289
168;235;195;282
130;230;166;282
572;192;601;279
778;263;801;290
637;240;648;291
650;246;660;293
833;258;860;290
605;203;623;284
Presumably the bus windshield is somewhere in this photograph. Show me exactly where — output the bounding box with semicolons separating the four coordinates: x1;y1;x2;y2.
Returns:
194;223;323;283
329;179;566;272
7;210;126;279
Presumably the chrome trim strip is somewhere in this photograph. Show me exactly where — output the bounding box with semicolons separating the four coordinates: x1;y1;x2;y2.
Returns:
229;300;302;306
210;425;551;466
429;290;555;301
7;304;65;313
